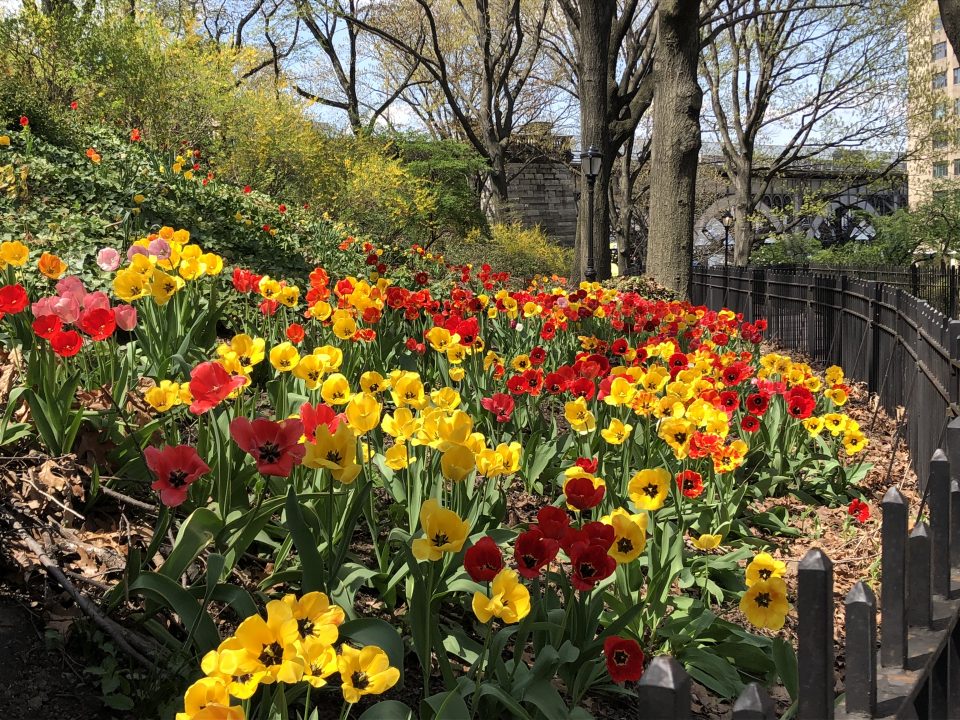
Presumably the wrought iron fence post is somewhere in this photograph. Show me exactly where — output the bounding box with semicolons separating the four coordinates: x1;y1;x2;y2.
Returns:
882;486;909;667
844;581;877;716
798;548;834;720
908;522;932;628
636;655;690;720
731;683;775;720
931;450;952;598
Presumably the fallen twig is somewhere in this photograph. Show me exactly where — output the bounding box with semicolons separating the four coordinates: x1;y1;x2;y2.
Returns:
98;485;156;512
7;514;157;670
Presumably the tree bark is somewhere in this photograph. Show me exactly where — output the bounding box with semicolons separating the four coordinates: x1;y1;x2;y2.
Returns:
732;156;754;266
576;0;614;282
940;0;960;57
645;0;702;296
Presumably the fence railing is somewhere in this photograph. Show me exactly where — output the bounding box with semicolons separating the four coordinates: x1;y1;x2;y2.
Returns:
692;266;960;484
633;439;960;719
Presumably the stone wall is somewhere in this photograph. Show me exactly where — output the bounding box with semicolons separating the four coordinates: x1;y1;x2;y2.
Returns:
506;159;579;247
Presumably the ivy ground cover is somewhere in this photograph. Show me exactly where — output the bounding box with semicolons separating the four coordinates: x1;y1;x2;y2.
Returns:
0;231;870;720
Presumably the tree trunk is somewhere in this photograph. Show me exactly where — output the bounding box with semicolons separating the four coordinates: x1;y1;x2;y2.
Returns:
732;159;754;266
576;0;614;282
940;0;960;59
645;0;702;297
617;134;635;275
485;144;512;222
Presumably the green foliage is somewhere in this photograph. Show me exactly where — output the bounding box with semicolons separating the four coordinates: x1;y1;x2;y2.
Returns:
450;223;572;281
750;232;822;266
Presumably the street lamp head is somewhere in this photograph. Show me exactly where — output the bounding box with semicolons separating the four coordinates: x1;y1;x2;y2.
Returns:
581;145;602;180
721;211;734;229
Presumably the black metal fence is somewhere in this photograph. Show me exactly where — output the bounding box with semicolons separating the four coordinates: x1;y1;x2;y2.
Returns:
756;264;960;319
634;442;960;719
692;266;960;483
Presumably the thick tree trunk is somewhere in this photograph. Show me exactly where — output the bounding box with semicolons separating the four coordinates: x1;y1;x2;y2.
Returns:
645;0;702;297
576;0;614;282
940;1;960;57
617;135;635;275
485;144;512;221
732;161;754;266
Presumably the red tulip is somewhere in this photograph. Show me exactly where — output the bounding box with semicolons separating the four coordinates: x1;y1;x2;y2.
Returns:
741;415;761;433
78;307;116;341
746;392;769;416
848;498;870;523
603;636;644;683
286;323;305;344
50;329;82;357
187;361;246;414
0;284;29;317
145;445;210;507
300;402;343;443
536;506;570;540
785;386;815;419
676;470;704;499
129;128;141;142
464;536;503;582
514;527;559;579
569;542;617;591
564;475;605;511
32;314;62;339
480;393;515;423
229;417;305;477
560;521;614;557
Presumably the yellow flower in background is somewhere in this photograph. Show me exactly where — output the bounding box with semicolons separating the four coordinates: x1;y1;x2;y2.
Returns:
150;268;184;305
825;365;845;385
511;354;531;372
270;342;300;373
303;423;361;484
449;365;465;381
283;591;344;644
333;313;357;340
411;498;470;561
313;345;344;373
321;373;352;405
601;508;648;562
447;344;468;364
740;578;790;631
564;397;596;434
337;645;400;704
201;252;224;275
278;285;300;308
745;552;786;587
176;677;245;720
218;335;265;374
381;407;419;442
37;252;67;279
425;326;459;352
844;430;867;456
437;410;473;447
659;417;695;460
824;386;848;406
691;534;723;550
604;376;636;406
145;380;182;412
384;443;410;470
802;416;824;436
345;392;382;434
309;300;333;320
300;636;338;689
229;601;304;686
440;443;475;482
293;354;324;389
0;240;28;266
113;268;149;302
600;418;633;445
430;387;461;411
392;372;426;409
472;568;531;624
823;413;847;436
360;370;388;394
628;468;671;511
0;135;9;146
475;442;521;477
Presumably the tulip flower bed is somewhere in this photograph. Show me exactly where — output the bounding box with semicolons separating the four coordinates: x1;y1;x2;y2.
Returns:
0;232;873;720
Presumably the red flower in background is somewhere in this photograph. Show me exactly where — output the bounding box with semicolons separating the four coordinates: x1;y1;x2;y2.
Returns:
676;470;704;499
536;506;570;540
569;542;617;591
564;475;605;511
574;457;598;474
69;101;78;110
145;444;210;507
464;536;504;582
603;636;644;683
19;116;28;127
278;204;287;213
78;307;116;341
243;185;252;193
32;315;61;339
0;284;29;317
50;330;82;357
187;361;246;414
129;128;141;142
229;417;305;477
785;386;815;419
514;527;559;578
746;392;769;416
848;498;870;523
560;521;614;557
481;393;515;422
286;323;305;344
741;415;761;433
300;401;342;442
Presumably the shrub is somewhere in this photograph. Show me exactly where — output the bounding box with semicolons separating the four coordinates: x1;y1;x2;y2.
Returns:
450;222;572;281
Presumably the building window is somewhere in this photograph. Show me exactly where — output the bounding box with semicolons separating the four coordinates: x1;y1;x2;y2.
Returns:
934;161;949;177
954;67;960;84
953;159;960;175
935;42;948;61
935;16;944;32
935;103;948;119
935;133;949;149
934;70;948;89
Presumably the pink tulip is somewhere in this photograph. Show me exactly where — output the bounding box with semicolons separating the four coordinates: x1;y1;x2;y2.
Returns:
96;248;121;272
56;276;87;304
113;304;138;331
51;296;80;324
83;291;111;312
147;238;171;260
32;297;57;318
127;245;149;261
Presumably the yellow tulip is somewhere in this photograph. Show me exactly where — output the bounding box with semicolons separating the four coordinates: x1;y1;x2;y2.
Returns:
337;645;400;704
345;392;381;434
270;342;301;373
440;444;475;482
411;498;469;561
303;423;361;484
472;568;531;624
321;372;352;405
628;468;671;511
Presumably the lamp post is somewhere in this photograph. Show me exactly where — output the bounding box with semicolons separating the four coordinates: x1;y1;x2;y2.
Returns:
581;146;602;282
721;211;734;269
